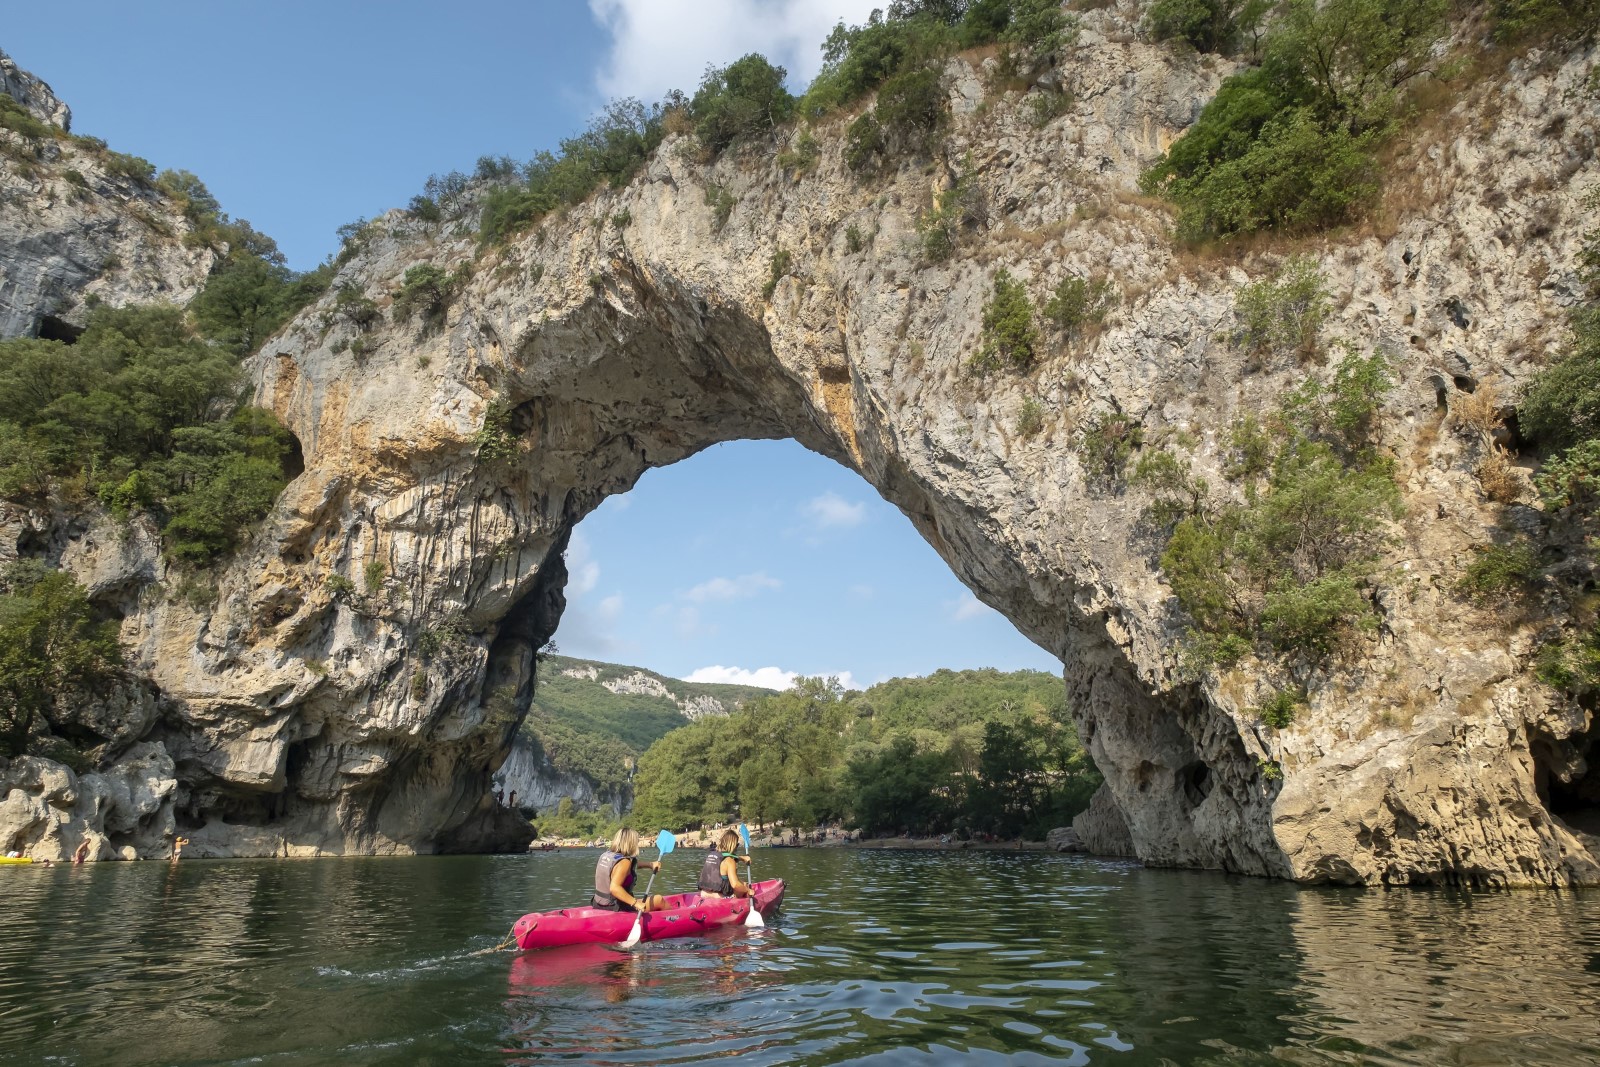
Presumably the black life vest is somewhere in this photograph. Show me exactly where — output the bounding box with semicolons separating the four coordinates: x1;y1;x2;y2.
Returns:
698;848;733;894
593;850;634;907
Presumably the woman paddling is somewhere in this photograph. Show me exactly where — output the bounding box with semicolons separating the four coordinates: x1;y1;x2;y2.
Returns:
592;828;665;914
697;827;752;899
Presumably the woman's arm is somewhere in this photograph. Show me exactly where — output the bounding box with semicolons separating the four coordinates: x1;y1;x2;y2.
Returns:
723;856;750;897
611;857;637;907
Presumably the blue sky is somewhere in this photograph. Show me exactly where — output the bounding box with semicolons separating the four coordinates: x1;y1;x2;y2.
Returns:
4;2;1062;688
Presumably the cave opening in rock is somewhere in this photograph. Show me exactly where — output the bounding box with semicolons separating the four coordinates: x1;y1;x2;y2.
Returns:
1534;721;1600;840
35;314;83;344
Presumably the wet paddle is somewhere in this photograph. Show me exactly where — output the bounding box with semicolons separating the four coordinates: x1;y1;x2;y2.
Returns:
739;823;764;928
621;829;676;949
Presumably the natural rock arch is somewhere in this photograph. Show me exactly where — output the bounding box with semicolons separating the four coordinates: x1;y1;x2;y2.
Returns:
114;36;1599;885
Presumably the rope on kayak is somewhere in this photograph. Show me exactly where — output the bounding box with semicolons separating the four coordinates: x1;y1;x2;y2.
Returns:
468;922;523;956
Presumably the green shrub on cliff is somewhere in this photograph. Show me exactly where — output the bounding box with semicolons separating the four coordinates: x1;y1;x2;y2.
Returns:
1146;0;1271;54
1492;0;1599;41
690;54;794;156
969;269;1038;373
1158;346;1401;665
478;97;672;246
0;307;297;564
0;561;123;760
1141;0;1448;241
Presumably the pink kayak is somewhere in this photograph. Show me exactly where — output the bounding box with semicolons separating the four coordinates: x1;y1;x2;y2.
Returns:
512;878;784;951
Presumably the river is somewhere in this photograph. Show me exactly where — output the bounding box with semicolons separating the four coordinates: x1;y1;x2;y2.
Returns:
2;848;1599;1065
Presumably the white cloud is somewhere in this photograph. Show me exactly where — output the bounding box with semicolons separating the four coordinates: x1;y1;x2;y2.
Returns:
565;532;601;597
685;571;781;603
803;491;867;529
947;592;993;622
847;583;875;601
684;665;863;690
588;0;883;105
597;593;624;618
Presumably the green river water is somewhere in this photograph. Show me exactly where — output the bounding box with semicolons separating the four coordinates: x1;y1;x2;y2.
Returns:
2;848;1599;1065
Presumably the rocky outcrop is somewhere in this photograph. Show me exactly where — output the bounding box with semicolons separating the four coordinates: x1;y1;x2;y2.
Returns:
602;671;672;699
4;22;1599;881
0;93;213;340
1072;784;1135;858
0;47;69;130
492;735;627;817
678;694;729;721
0;742;177;861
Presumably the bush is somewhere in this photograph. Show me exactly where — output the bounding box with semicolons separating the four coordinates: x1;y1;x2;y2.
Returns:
1015;397;1045;438
844;65;947;172
762;250;792;300
1492;0;1599;41
332;283;380;330
1235;257;1328;360
705;185;736;231
363;560;387;595
476;400;519;462
478;97;672;246
916;174;985;262
1155;107;1381;241
0;562;123;759
1078;411;1144;483
102;151;156;186
690;54;794;156
1140;0;1447;240
1044;274;1116;340
0;94;54;140
1146;0;1271;54
393;263;469;330
1255;688;1304;728
969;270;1038;373
1534;440;1600;512
1160;349;1401;665
0;307;297;564
776;130;820;172
1458;542;1542;601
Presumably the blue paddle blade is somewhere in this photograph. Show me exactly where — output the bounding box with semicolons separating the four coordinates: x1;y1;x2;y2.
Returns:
656;829;677;855
738;823;752;852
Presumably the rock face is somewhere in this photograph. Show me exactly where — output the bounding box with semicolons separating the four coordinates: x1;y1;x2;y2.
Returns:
4;23;1600;881
0;742;177;861
602;672;672;699
0;71;213;340
0;47;70;130
492;735;626;818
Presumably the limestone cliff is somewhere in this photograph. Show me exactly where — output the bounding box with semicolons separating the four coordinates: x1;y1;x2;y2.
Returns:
4;17;1600;882
0;47;215;340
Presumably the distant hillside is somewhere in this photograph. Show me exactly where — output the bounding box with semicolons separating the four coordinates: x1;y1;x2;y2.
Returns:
501;655;772;806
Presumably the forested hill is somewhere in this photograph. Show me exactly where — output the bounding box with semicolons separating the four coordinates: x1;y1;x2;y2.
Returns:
632;667;1097;840
515;655;771;797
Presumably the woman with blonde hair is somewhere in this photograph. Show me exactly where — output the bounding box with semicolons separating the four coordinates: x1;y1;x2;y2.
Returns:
697;827;751;899
592;827;665;913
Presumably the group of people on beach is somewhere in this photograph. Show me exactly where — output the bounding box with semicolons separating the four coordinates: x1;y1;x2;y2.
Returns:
590;827;751;914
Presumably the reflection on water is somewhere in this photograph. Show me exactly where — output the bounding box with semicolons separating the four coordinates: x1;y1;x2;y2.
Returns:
1;850;1598;1065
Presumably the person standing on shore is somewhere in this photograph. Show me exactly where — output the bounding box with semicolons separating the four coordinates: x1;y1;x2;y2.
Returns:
72;840;89;865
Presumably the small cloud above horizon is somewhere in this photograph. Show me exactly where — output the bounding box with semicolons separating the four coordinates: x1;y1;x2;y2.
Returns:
684;571;782;603
684;665;862;690
802;491;867;530
947;592;993;623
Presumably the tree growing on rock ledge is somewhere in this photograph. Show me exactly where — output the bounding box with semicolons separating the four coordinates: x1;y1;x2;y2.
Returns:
0;562;123;762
